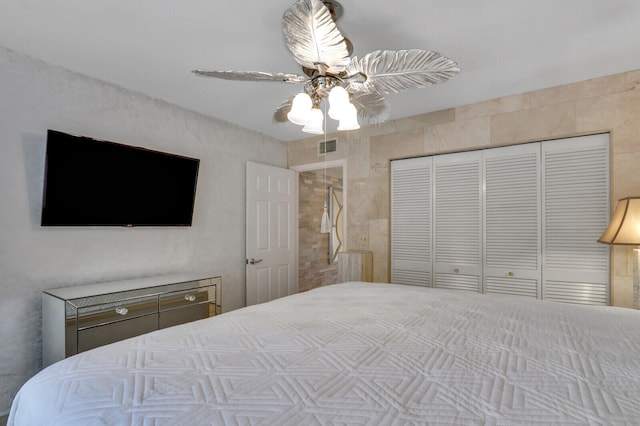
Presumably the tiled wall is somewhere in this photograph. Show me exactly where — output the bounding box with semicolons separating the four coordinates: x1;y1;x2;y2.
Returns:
287;69;640;308
298;171;342;292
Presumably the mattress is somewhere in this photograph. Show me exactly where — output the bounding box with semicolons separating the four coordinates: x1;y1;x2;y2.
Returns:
9;282;640;425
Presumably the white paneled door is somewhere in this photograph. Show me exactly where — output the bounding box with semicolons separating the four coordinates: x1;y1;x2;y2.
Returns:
246;162;297;306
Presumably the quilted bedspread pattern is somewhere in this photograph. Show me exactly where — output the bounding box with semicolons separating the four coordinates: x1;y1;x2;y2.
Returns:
9;282;640;425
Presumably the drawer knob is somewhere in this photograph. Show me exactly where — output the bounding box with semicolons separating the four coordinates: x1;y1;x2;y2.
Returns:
115;307;128;316
508;271;514;277
454;268;459;273
184;294;196;302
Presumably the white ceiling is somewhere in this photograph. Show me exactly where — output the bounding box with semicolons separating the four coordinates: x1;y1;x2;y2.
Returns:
2;0;640;141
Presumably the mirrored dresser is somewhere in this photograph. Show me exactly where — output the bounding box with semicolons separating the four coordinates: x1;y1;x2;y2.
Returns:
42;274;221;367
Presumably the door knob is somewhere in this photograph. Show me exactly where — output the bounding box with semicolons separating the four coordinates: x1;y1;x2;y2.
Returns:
247;258;264;265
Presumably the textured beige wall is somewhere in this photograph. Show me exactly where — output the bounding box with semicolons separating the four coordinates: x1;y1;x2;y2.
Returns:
287;69;640;308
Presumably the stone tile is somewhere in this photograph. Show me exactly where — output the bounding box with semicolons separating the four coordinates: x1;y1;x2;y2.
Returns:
624;69;640;90
370;133;394;173
348;176;389;224
576;90;640;154
529;74;626;109
456;93;530;121
611;152;640;202
490;102;576;146
346;136;371;180
391;128;426;160
611;245;632;277
288;145;321;167
425;117;491;154
612;275;633;308
347;224;369;250
390;108;456;131
342;121;395;139
373;260;389;283
369;219;389;254
369;219;389;283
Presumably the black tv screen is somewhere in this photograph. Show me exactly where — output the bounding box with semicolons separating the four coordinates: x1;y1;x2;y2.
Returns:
41;130;200;226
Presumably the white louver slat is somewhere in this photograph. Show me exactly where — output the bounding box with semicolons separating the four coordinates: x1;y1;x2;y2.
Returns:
434;151;482;292
435;273;480;292
486;276;538;297
542;134;610;305
484;143;541;298
391;157;432;286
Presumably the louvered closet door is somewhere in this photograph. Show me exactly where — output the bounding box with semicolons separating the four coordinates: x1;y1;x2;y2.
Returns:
542;134;610;305
434;151;482;291
391;157;432;286
484;143;541;298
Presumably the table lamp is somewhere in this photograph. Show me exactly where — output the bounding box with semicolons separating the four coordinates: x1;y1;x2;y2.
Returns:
598;196;640;309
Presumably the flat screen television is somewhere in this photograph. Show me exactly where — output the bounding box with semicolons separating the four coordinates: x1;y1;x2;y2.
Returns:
41;130;200;226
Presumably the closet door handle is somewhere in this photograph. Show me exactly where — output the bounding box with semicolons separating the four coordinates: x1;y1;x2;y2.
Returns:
247;258;264;265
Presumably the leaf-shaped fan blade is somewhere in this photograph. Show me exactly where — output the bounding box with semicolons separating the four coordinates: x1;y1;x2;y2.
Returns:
350;91;390;124
273;96;295;123
282;0;350;74
192;70;308;84
345;49;460;94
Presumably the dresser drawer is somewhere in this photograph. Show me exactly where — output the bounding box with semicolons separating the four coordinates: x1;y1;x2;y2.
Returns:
158;284;213;329
77;314;158;353
73;295;158;330
158;284;215;312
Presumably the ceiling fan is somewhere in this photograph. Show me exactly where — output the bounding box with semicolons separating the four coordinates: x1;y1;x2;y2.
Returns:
192;0;460;134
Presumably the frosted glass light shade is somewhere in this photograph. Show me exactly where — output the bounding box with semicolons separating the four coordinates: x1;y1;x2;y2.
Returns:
302;108;324;134
598;197;640;245
328;86;350;120
337;103;360;131
287;93;312;125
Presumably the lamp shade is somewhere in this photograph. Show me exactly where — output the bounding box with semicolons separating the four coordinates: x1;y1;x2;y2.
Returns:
328;86;350;120
337;103;360;131
302;107;324;134
287;93;312;125
598;197;640;245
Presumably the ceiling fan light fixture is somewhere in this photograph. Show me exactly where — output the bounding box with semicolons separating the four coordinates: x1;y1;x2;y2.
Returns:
328;86;350;120
302;107;324;134
337;103;360;131
194;0;460;134
287;92;313;125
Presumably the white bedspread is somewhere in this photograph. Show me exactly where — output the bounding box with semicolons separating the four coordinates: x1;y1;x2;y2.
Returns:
9;282;640;425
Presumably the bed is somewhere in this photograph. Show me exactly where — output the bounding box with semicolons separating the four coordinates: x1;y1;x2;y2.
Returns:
9;282;640;424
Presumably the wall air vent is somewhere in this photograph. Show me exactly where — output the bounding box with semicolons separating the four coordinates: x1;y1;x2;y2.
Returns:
318;139;337;155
